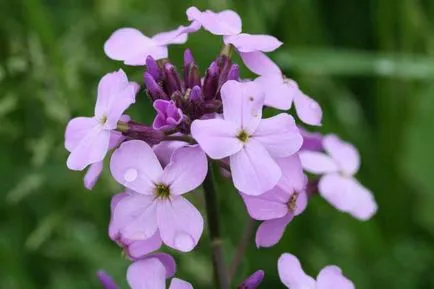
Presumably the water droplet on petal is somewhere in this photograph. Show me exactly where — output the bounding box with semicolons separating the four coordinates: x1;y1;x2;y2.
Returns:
174;232;195;251
124;168;138;182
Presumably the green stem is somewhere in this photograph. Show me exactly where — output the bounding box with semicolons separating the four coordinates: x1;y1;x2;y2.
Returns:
202;164;229;289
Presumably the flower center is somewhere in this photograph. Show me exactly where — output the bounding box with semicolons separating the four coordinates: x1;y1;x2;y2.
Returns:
155;184;170;199
287;192;298;213
237;130;250;143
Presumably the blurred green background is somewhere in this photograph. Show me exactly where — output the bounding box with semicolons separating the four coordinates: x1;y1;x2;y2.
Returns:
1;0;434;288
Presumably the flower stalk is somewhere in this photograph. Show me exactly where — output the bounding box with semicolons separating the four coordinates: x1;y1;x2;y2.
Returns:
202;163;230;289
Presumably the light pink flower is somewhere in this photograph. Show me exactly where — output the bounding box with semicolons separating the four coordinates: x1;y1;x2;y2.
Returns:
104;25;196;65
241;155;307;247
110;140;207;252
65;70;138;171
254;75;322;126
299;134;377;220
186;6;242;36
278;253;354;289
191;80;303;195
127;255;193;289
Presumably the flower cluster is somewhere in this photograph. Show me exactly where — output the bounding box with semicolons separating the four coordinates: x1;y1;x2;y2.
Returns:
65;6;378;289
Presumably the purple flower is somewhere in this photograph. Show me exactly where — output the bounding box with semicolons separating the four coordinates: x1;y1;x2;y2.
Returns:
186;6;242;36
65;70;138;171
278;253;354;289
104;25;196;65
97;271;118;289
299;134;377;220
191;80;303;195
127;254;193;289
109;140;207;252
255;75;323;126
153;100;184;130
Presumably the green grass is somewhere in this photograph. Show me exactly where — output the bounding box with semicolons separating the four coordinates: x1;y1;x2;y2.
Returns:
1;0;434;288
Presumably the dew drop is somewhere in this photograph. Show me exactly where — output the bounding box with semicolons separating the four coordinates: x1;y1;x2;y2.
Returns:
174;232;195;251
124;168;138;182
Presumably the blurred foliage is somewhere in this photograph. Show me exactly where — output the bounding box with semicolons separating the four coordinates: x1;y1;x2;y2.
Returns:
1;0;434;288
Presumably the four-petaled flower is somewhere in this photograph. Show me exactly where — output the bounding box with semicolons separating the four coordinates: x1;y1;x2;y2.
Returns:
278;253;355;289
192;80;303;195
300;134;378;220
65;69;138;171
110;140;207;252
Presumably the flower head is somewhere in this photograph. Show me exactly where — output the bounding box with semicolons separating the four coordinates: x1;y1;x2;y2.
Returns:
110;140;207;252
65;70;138;171
278;253;354;289
299;134;377;220
191;80;303;195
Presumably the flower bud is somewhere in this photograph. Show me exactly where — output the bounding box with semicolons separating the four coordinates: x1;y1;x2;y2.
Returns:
227;64;240;81
144;72;168;101
163;63;183;96
123;122;164;145
238;270;264;289
203;61;219;100
146;56;161;81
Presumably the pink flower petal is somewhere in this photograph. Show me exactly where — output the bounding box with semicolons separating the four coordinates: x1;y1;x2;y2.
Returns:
109;192;129;240
157;196;203;252
152;25;192;45
110;140;163;195
146;252;177;278
275;154;306;192
277;253;316;289
253;113;303;158
191;119;242;159
64;117;98;152
127;231;162;259
319;174;377;221
186;7;242;36
241;186;290;221
221;80;264;133
153;140;188;167
323;134;360;176
67;126;110;171
230;139;281;196
294;92;323;126
255;214;293;248
113;193;158;240
299;151;339;174
127;258;166;289
83;161;104;190
104;28;167;65
169;278;193;289
254;75;296;110
316;265;355;289
95;70;138;129
224;33;282;53
239;51;281;76
161;145;208;195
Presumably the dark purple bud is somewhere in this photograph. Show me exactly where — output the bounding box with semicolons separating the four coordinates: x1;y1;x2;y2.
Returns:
124;122;164;145
238;270;264;289
183;49;195;80
227;64;240;81
187;64;201;89
146;56;161;81
190;85;203;102
163;63;183;96
144;72;168;101
96;270;118;289
170;90;184;109
203;61;220;100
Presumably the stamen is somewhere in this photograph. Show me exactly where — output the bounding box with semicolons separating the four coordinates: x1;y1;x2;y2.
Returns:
288;192;299;213
237;130;250;143
155;184;170;199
